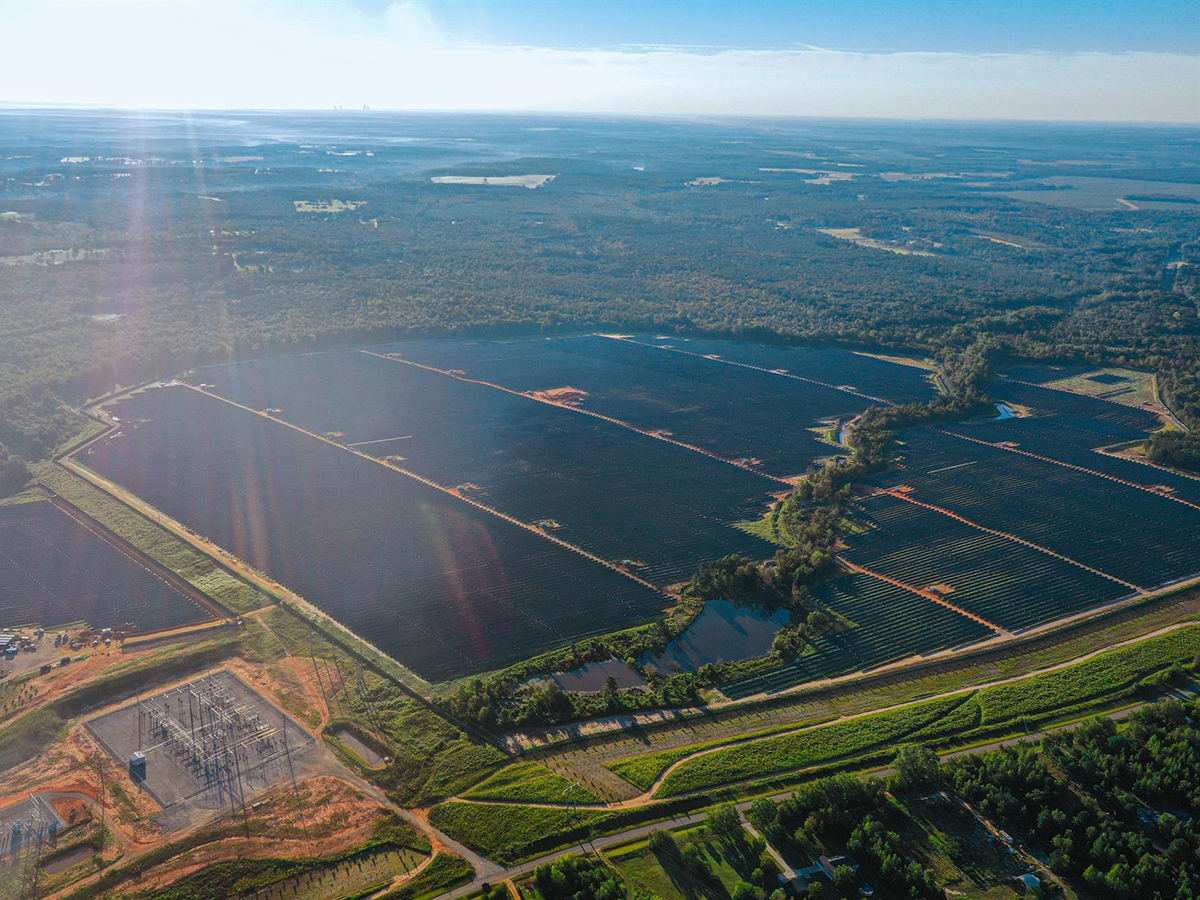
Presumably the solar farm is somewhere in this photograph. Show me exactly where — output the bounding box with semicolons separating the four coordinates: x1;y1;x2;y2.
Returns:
70;335;1200;691
0;499;214;634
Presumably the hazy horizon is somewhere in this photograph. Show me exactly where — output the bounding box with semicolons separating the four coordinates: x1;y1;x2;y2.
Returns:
3;0;1198;123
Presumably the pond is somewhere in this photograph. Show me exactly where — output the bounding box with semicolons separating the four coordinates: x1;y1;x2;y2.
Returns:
334;728;385;767
41;844;98;875
545;657;648;693
994;403;1016;420
643;599;790;675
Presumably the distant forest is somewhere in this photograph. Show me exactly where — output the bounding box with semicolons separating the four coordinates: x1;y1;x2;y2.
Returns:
1;112;1198;473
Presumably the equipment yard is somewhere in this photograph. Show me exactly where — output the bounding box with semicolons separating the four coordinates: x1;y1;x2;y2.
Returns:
85;670;318;826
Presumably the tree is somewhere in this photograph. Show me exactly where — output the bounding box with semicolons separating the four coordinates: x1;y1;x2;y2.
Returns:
602;675;620;710
833;865;857;894
748;797;778;831
648;828;677;855
0;444;30;497
732;882;759;900
892;743;942;792
707;803;743;840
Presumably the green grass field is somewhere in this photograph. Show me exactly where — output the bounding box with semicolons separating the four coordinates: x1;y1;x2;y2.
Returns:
605;823;759;900
974;624;1200;726
656;695;965;797
462;761;603;804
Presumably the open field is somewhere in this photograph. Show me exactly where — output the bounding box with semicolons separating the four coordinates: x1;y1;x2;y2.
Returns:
462;761;603;805
0;499;213;633
293;199;366;213
818;226;938;256
993;175;1200;210
430;175;556;188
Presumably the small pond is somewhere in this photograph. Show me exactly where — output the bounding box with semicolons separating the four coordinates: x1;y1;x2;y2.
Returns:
994;403;1016;420
547;657;647;693
42;844;98;875
643;599;790;675
334;728;385;767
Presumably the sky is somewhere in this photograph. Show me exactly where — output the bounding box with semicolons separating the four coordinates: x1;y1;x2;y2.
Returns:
3;0;1198;121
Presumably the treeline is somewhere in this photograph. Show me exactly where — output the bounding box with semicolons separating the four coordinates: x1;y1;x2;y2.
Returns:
0;442;32;497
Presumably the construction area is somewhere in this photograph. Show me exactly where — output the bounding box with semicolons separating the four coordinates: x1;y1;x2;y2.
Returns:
85;671;318;828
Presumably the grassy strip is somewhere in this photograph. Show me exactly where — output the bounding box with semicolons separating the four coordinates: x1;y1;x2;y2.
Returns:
462;761;603;805
428;797;708;866
606;747;697;792
975;625;1200;725
376;852;475;900
656;694;965;797
605;715;833;791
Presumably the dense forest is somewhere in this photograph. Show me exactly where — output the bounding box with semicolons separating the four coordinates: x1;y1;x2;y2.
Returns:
1;112;1197;482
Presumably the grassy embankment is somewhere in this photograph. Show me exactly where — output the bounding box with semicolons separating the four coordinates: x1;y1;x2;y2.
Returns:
635;622;1200;797
462;761;604;805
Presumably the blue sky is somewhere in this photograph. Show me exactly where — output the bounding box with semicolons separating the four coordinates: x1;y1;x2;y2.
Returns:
344;0;1200;54
2;0;1197;120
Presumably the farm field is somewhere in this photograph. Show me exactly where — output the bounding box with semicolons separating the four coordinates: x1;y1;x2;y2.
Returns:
381;334;929;479
992;175;1200;210
83;385;666;681
0;499;212;633
184;348;776;586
